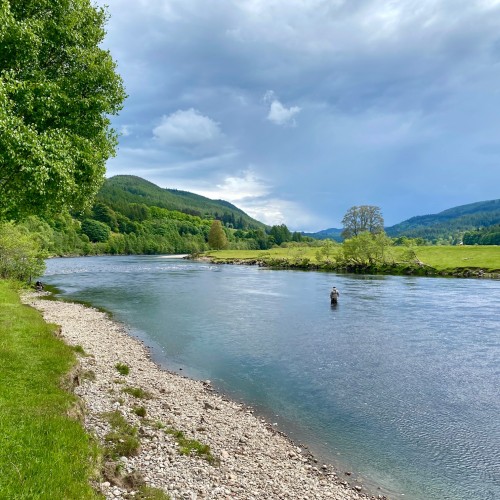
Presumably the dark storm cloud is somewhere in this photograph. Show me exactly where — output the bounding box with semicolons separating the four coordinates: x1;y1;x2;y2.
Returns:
99;0;500;230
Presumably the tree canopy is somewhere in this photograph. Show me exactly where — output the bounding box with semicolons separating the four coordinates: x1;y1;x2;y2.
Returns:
341;205;384;239
0;0;126;220
208;220;228;250
340;231;393;266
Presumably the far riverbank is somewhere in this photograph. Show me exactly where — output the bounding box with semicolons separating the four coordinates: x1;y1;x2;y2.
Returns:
197;245;500;279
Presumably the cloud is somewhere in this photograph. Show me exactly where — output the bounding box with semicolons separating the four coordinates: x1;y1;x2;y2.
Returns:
178;168;318;230
264;90;301;126
97;0;500;229
188;169;270;201
241;198;320;231
153;108;223;146
267;100;301;126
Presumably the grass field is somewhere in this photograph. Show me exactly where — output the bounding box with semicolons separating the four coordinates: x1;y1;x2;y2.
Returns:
411;246;500;271
0;281;101;499
205;245;500;273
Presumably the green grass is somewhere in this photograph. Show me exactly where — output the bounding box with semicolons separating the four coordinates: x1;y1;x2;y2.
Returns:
115;362;130;376
207;247;323;262
135;485;171;500
206;245;500;273
122;386;151;399
73;344;88;356
411;246;500;271
165;427;218;464
133;405;147;417
0;281;101;499
102;410;140;458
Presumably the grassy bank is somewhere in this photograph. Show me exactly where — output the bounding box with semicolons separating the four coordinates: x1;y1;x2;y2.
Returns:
0;281;101;499
203;245;500;276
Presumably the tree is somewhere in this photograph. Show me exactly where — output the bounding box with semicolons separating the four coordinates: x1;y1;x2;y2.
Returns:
0;222;46;281
340;231;393;266
0;0;126;220
92;202;118;231
81;218;110;243
208;220;227;250
269;224;292;245
341;206;384;239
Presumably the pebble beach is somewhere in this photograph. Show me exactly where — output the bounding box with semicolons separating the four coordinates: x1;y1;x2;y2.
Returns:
23;292;386;500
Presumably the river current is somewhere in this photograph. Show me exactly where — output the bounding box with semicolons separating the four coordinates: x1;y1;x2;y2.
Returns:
42;255;500;500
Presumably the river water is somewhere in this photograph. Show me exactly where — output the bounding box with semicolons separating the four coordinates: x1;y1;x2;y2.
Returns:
42;255;500;500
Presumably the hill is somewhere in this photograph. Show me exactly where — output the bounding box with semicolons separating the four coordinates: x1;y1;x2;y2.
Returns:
98;175;266;231
303;227;343;242
385;199;500;243
15;175;301;257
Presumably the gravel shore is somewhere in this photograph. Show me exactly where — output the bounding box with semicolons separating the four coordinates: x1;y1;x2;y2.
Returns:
23;292;385;500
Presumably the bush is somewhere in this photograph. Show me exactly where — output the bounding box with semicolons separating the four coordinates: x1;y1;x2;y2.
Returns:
0;223;46;281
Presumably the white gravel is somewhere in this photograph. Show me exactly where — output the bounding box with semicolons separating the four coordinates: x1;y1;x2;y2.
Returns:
23;292;385;500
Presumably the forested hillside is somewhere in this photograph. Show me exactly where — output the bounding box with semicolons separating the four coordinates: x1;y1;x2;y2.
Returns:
303;227;343;242
98;175;266;230
7;176;309;258
384;200;500;244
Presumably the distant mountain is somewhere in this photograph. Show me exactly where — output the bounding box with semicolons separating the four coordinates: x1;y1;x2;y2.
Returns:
385;199;500;242
303;227;343;242
307;200;500;243
98;175;266;230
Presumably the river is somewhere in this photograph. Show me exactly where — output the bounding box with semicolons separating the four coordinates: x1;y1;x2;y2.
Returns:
42;255;500;500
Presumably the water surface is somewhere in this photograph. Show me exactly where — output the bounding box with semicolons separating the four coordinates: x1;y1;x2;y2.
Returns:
43;256;500;500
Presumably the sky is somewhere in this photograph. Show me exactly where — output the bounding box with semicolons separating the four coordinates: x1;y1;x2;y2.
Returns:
96;0;500;231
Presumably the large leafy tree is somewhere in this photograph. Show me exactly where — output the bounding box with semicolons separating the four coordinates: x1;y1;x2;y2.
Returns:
341;205;384;239
0;0;126;220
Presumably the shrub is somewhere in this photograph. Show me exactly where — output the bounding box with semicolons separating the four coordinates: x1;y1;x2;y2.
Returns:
0;223;46;281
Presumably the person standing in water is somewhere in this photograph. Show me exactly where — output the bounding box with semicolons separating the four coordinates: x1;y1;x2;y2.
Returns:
330;286;340;305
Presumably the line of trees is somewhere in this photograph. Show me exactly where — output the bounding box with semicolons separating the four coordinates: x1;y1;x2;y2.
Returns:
463;225;500;245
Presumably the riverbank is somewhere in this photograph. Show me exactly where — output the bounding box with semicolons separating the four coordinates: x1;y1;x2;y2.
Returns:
198;246;500;279
23;291;382;500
